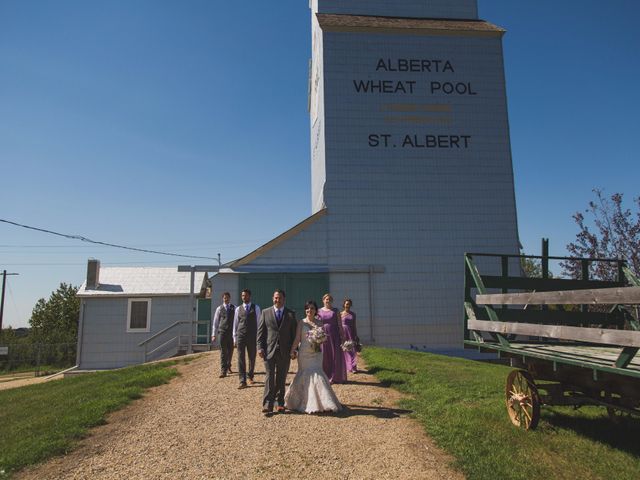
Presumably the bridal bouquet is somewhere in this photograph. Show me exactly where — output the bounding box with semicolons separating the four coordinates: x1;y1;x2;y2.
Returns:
306;325;327;352
341;340;356;352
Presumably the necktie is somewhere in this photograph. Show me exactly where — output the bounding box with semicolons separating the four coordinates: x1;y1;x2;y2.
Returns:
276;309;282;326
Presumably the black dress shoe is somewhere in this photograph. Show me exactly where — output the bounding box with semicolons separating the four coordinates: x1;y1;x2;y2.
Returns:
219;373;227;378
238;382;247;389
262;405;273;413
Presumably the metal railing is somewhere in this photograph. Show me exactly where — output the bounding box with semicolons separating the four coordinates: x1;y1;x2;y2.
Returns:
138;322;211;361
138;321;192;363
0;342;76;376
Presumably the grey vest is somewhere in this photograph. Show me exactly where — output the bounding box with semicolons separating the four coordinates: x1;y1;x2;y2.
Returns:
236;303;258;339
217;304;235;336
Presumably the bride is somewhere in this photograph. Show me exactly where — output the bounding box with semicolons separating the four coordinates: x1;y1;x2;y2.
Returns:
284;300;342;414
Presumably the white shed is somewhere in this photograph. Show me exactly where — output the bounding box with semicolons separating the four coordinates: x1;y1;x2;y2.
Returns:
76;260;208;369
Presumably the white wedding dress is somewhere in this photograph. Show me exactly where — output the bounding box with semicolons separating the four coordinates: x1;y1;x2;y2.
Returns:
284;320;342;414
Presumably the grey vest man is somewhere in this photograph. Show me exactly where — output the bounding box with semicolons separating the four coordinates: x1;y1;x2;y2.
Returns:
257;289;297;413
233;289;261;388
212;292;235;378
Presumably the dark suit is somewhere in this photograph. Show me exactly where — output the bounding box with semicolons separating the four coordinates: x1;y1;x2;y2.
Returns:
257;306;297;408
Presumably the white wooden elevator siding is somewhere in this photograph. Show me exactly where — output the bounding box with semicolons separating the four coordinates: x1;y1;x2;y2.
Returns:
316;30;519;348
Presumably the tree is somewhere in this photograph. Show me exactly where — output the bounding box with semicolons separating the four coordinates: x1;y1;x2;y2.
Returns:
29;283;80;345
563;189;640;281
521;256;542;278
0;326;17;344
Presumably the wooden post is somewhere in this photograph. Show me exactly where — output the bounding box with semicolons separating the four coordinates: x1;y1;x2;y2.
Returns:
581;259;589;314
541;239;549;315
541;238;549;279
189;269;195;354
501;255;508;312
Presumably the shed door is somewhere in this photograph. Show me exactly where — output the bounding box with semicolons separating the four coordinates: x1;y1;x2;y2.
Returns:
239;273;329;318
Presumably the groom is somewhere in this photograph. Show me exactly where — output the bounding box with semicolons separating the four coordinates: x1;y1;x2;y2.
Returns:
257;289;297;413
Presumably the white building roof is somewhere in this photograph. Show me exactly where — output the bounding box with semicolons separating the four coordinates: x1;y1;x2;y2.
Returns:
77;267;207;297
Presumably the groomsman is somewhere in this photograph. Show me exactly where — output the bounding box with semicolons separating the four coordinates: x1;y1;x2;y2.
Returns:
233;289;261;389
212;292;235;378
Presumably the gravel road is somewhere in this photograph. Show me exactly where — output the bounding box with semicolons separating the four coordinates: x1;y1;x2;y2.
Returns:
16;352;464;480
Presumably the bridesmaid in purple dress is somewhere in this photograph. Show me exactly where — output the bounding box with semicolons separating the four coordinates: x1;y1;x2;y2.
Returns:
318;293;347;384
340;298;358;373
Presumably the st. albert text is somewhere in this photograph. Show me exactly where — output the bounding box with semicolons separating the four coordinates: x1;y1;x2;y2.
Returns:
368;134;472;149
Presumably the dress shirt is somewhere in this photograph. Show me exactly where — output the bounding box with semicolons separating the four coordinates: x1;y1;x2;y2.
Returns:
212;302;231;337
232;303;261;343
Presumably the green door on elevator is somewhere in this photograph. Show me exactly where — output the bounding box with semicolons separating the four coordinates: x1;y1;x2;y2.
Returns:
239;273;329;317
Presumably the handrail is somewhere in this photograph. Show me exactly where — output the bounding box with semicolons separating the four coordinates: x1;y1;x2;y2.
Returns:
146;336;180;358
138;321;191;347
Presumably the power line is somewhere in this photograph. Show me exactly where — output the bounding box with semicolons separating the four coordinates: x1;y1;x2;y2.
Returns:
0;261;188;266
0;239;267;248
6;281;24;322
0;219;216;260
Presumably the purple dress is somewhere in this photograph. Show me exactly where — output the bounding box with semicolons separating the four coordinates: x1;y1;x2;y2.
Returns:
318;307;347;384
341;311;358;373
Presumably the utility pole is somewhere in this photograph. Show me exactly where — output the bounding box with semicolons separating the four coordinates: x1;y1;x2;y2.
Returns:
0;270;20;331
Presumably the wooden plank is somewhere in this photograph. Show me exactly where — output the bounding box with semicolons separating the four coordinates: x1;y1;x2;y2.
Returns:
521;345;626;368
497;343;640;369
476;286;640;306
485;308;622;326
481;276;620;291
467;319;640;347
464;340;640;378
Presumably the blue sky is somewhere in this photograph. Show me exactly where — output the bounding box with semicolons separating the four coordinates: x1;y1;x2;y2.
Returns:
1;0;639;329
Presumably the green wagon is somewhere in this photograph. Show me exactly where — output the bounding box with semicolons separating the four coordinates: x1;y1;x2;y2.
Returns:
463;252;640;430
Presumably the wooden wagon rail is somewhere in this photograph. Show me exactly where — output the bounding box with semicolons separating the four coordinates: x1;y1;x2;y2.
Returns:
463;250;640;429
466;317;640;349
476;286;640;306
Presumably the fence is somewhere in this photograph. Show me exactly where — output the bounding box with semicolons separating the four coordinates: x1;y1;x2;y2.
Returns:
0;343;76;376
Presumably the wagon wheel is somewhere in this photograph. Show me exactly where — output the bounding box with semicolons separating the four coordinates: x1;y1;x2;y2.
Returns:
505;369;540;430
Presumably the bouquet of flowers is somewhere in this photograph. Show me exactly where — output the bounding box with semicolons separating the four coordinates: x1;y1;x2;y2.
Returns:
341;340;356;352
306;325;327;352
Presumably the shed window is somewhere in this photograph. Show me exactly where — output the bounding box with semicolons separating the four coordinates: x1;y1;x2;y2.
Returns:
127;298;151;332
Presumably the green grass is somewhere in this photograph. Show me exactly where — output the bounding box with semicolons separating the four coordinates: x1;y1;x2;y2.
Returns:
0;360;181;478
362;347;640;480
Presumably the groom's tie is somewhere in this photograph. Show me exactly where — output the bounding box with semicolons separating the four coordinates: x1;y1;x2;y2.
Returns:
276;309;282;327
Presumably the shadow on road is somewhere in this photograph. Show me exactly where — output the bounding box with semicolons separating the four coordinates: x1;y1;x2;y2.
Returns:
336;403;412;419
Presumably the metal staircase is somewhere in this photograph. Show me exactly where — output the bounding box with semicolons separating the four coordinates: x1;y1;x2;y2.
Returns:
138;321;211;363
